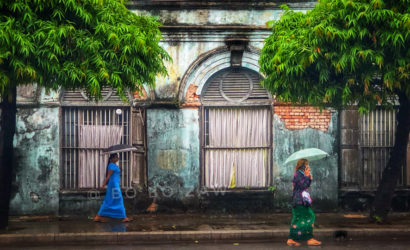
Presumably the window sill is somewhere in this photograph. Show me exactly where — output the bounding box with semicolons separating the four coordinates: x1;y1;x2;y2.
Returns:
59;189;131;195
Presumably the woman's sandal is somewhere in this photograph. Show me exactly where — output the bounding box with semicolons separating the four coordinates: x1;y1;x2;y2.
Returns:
93;215;107;222
287;239;301;246
307;238;322;246
121;217;132;222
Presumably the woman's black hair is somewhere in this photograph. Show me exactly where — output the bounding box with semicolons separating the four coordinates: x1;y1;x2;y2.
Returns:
108;153;118;161
105;153;118;177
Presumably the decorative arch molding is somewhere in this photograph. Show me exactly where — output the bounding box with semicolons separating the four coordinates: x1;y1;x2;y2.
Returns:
178;45;262;103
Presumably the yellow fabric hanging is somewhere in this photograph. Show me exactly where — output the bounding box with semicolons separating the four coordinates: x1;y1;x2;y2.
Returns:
229;161;236;188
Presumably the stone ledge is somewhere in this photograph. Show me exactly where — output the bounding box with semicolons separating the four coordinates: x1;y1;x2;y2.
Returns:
2;228;410;246
126;1;316;10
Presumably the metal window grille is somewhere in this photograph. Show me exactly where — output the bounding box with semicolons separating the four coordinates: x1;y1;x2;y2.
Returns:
62;107;131;189
359;108;408;188
202;107;272;188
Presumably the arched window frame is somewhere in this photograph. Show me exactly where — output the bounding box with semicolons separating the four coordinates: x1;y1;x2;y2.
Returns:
199;67;274;190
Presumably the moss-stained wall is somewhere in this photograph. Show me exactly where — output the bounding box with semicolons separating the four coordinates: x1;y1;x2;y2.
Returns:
131;6;289;101
133;9;285;26
145;107;339;212
272;111;339;211
10;107;60;215
155;42;224;99
147;109;200;210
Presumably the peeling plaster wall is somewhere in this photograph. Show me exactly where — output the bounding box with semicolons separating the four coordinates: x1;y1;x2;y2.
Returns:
155;37;268;100
146;108;339;212
132;7;288;100
155;42;224;99
272;111;339;211
147;109;200;210
10;107;60;215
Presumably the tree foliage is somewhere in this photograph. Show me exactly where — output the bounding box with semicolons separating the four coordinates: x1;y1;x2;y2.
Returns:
260;0;409;113
0;0;170;99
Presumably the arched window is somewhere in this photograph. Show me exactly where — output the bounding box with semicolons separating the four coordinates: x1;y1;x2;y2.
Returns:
200;67;272;189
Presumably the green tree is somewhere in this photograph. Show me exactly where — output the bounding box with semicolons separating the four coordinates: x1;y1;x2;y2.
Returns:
260;0;409;222
0;0;170;229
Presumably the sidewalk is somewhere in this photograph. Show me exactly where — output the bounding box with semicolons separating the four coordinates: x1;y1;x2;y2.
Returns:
1;212;410;246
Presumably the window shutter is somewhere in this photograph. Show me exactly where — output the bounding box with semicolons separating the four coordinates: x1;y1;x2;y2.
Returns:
61;87;128;106
131;108;146;187
132;109;145;146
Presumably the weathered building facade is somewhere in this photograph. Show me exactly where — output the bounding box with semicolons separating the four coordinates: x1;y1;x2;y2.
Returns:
7;0;409;216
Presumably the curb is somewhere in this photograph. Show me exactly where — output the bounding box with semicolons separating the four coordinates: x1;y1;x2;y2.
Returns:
1;228;410;246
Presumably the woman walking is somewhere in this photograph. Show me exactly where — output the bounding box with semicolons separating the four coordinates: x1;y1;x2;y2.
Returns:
287;158;321;246
93;153;131;222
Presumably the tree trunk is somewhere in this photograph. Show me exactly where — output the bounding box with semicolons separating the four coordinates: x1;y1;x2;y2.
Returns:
370;92;410;222
0;86;17;229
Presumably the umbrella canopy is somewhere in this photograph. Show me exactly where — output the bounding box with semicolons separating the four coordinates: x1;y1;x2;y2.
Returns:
284;148;329;165
102;144;139;154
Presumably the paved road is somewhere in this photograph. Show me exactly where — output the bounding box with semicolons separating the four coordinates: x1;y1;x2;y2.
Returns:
2;240;410;250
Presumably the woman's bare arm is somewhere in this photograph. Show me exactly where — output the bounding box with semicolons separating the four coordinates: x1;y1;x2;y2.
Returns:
101;170;114;188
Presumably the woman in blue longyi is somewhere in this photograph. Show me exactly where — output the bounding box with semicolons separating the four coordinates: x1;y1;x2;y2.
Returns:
93;153;131;222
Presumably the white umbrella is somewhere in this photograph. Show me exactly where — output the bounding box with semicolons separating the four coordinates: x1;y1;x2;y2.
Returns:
284;148;329;165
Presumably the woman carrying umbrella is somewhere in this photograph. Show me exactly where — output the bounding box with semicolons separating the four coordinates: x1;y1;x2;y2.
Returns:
287;158;321;246
93;153;131;222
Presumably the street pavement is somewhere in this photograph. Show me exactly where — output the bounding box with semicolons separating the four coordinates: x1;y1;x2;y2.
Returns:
2;240;410;250
1;212;410;247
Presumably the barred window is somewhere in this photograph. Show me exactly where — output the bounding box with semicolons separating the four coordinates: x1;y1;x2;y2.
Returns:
360;108;409;188
61;107;132;189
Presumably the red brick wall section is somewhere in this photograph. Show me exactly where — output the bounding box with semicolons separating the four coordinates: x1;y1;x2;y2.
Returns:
133;87;148;100
181;83;201;108
274;105;332;132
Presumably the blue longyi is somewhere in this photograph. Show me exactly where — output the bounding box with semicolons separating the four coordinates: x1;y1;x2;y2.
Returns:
98;163;126;219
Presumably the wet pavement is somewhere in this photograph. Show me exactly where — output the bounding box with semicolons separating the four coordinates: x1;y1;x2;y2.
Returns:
2;212;410;234
2;239;410;250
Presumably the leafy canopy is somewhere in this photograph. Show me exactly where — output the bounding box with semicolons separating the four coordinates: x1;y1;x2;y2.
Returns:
0;0;170;100
259;0;409;113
